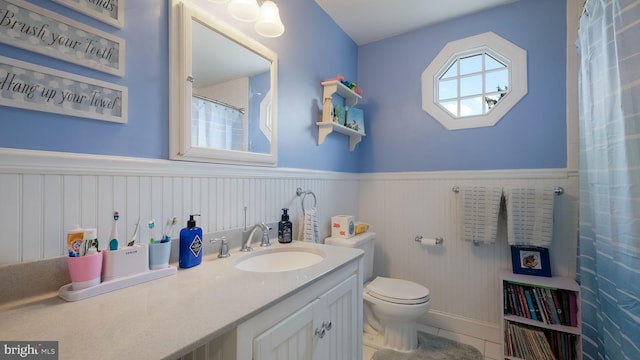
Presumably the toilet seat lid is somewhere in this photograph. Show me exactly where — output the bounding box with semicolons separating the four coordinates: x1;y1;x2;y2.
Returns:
366;277;430;305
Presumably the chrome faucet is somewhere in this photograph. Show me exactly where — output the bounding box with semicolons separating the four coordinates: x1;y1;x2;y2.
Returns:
241;222;271;252
210;236;230;258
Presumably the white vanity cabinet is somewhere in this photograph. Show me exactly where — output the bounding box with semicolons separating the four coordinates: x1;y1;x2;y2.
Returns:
233;259;362;360
254;275;358;359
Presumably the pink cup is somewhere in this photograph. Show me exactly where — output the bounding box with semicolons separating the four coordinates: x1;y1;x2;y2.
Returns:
67;251;103;290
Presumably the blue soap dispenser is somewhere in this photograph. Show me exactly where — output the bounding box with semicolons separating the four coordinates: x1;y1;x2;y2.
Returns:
179;214;202;268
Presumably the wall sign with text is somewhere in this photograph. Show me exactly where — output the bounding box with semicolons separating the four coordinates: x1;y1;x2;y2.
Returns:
0;0;125;76
54;0;124;29
0;56;128;123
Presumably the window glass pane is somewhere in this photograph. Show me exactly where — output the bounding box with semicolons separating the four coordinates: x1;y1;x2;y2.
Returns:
485;54;506;71
460;96;484;117
440;100;458;117
460;74;482;97
442;62;457;78
459;54;482;75
438;79;457;100
485;69;508;93
485;92;507;111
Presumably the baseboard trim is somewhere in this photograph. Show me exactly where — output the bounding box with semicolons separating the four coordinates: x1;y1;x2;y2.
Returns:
420;310;501;344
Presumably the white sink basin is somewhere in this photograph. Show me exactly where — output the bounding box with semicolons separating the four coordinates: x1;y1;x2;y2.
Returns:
234;246;326;272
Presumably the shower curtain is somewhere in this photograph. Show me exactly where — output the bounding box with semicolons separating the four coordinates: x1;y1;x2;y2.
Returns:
192;96;245;151
577;0;640;359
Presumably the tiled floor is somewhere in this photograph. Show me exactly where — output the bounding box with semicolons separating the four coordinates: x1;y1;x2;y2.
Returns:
362;324;502;360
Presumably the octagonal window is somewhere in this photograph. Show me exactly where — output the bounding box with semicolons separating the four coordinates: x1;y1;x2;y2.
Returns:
422;32;527;130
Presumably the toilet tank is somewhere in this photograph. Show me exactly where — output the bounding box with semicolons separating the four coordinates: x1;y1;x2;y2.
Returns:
325;232;375;281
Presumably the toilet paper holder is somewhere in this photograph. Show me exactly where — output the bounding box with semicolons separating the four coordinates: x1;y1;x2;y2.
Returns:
415;235;444;245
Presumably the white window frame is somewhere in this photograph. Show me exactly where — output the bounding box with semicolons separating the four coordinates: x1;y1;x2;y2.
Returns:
421;32;527;130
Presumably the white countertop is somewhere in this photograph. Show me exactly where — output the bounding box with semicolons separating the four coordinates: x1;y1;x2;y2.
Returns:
0;241;362;359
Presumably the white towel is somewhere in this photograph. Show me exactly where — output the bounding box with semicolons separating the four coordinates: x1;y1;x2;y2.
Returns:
504;187;554;247
299;207;319;243
462;186;503;244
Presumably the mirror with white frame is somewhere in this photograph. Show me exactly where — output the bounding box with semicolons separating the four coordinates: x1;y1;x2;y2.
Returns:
169;0;278;166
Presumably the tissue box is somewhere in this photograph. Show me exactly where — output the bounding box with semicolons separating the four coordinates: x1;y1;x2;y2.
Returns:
331;215;355;238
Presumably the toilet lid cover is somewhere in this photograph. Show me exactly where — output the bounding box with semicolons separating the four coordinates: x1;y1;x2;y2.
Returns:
366;277;430;304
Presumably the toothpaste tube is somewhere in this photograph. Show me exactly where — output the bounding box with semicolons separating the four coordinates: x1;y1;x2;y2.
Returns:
67;225;84;257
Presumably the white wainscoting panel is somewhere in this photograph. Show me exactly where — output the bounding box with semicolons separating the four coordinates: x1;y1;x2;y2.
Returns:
358;169;578;342
0;149;359;264
0;148;579;345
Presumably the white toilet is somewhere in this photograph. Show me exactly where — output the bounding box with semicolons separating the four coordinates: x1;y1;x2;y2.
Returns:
325;232;431;352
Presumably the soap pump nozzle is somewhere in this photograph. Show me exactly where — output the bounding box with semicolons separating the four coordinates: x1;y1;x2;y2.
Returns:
187;214;200;229
281;208;289;221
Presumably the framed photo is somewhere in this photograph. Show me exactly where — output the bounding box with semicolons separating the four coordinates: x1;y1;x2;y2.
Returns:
345;106;365;134
510;245;551;277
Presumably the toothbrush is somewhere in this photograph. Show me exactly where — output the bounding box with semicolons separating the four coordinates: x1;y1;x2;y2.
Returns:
149;220;156;244
127;216;141;246
161;217;178;243
109;210;120;251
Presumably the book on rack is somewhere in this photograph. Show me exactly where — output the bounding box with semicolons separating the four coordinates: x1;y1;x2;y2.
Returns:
544;327;578;360
518;285;531;319
544;288;561;324
569;292;578;327
552;289;566;325
504;322;555;360
524;289;538;321
506;284;519;316
561;290;571;325
504;281;578;328
532;288;547;323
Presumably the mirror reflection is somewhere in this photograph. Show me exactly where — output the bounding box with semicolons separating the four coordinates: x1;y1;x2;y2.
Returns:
191;20;272;154
169;0;278;166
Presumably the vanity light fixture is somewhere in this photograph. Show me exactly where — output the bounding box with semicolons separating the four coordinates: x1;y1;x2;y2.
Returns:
213;0;285;37
255;0;285;37
227;0;260;22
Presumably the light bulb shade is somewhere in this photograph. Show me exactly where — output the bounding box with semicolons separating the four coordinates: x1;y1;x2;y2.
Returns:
227;0;260;22
255;1;285;37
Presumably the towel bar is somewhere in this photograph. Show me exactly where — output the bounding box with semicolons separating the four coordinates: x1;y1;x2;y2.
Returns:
451;186;565;195
296;187;317;209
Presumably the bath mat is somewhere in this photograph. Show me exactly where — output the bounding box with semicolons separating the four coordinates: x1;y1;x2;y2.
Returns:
371;332;484;360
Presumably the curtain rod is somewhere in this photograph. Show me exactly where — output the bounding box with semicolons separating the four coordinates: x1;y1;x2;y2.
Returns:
192;94;246;114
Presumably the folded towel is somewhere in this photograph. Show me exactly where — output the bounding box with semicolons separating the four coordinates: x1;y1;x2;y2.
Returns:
504;187;554;247
299;207;319;243
462;186;503;244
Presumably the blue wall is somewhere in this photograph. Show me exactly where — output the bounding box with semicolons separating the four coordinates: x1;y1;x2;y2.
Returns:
0;0;567;173
356;0;567;172
0;0;360;172
0;0;169;159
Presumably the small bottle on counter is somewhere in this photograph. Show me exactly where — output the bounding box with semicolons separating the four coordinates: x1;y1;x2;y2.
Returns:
179;214;202;268
278;208;293;244
67;225;84;257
